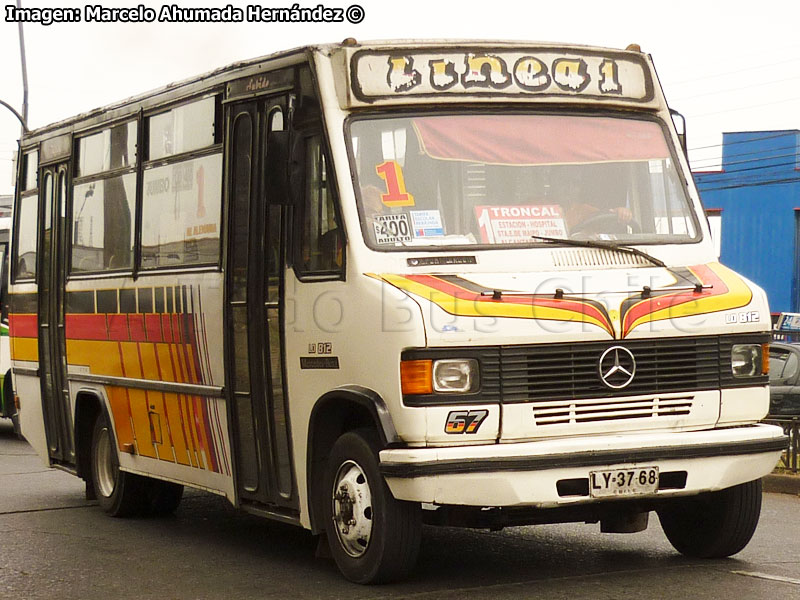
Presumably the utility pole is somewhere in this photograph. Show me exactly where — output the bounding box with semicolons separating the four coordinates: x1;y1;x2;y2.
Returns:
0;100;27;132
17;0;29;135
0;0;29;132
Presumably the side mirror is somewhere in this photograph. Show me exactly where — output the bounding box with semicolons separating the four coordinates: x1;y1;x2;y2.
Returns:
266;130;305;206
669;109;688;158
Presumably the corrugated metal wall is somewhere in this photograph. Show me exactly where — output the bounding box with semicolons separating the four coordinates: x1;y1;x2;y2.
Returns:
694;130;800;314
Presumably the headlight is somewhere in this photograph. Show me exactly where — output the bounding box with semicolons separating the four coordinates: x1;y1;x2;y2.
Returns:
731;344;766;377
400;358;480;395
433;359;480;393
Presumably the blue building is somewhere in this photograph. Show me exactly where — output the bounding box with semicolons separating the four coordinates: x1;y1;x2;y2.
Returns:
694;130;800;317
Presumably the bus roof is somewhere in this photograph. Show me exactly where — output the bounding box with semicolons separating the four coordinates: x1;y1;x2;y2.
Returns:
20;39;656;146
20;43;314;144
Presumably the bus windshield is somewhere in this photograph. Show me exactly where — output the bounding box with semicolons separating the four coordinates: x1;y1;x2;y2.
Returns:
349;113;699;249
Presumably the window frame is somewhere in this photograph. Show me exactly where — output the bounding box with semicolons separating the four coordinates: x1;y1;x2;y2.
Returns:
344;108;702;253
69;117;139;277
138;93;224;273
12;147;40;283
145;95;221;163
292;131;346;282
63;91;225;281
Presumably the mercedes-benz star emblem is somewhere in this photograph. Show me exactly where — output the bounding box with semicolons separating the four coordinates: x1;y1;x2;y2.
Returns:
598;346;636;389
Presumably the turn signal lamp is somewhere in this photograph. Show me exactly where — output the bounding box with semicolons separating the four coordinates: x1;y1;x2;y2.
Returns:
400;360;433;395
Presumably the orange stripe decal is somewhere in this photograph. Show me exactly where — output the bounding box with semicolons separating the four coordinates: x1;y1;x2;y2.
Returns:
372;264;754;340
371;273;615;337
620;262;752;337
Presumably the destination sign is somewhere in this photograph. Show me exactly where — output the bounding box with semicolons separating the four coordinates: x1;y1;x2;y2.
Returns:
351;49;652;102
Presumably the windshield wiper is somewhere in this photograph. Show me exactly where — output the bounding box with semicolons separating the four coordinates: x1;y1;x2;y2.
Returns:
530;235;667;268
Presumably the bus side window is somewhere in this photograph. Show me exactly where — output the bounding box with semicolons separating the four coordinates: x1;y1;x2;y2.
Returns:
297;135;343;277
14;193;38;281
1;246;8;322
72;122;137;273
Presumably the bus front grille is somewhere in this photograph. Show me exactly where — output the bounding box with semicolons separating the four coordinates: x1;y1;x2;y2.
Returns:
496;336;723;403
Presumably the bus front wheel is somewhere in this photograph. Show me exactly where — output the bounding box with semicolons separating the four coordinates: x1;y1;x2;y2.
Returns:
322;429;421;584
90;415;150;517
657;479;762;558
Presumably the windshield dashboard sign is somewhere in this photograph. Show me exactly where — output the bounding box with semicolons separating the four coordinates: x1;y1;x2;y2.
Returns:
351;48;653;103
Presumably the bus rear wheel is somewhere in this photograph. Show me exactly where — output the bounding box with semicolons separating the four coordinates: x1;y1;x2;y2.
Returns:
657;479;762;558
323;429;421;584
90;415;150;517
146;480;184;516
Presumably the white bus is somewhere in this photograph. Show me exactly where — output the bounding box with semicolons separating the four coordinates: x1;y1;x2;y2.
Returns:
9;40;786;583
0;215;17;432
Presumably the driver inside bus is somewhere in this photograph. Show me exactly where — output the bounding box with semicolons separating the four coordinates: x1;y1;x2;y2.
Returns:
557;168;633;234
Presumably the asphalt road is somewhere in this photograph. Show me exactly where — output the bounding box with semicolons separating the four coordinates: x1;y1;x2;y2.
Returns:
3;418;800;599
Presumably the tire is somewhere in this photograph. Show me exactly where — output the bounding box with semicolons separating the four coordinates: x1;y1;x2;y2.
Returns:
323;429;422;584
2;372;11;417
657;479;762;558
90;414;150;517
146;480;184;516
3;375;19;437
10;410;20;438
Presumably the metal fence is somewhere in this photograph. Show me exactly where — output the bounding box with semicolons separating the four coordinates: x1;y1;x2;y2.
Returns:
764;417;800;473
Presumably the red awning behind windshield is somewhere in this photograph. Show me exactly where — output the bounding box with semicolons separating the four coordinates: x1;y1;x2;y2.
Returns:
413;115;670;166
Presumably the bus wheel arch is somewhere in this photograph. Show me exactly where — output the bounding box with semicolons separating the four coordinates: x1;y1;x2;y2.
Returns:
3;371;20;436
1;370;11;416
73;391;144;516
306;386;400;535
75;391;104;484
322;428;421;584
89;410;151;516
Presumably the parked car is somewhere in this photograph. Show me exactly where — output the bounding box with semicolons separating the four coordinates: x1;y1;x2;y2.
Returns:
768;341;800;416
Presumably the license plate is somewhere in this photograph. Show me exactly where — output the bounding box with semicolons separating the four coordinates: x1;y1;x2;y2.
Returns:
589;466;659;498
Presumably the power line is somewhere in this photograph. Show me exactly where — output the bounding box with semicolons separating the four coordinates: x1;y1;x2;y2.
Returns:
687;130;799;153
668;53;800;87
670;74;800;102
691;141;800;167
686;95;800;118
692;151;800;173
694;160;800;184
695;161;800;183
696;175;800;193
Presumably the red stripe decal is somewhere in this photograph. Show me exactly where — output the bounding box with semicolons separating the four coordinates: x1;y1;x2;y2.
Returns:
405;275;614;334
621;265;727;337
128;314;146;343
172;315;182;343
145;314;163;343
65;314;108;341
161;314;173;343
186;315;204;385
152;345;177;453
9;313;38;338
107;314;129;342
199;397;219;473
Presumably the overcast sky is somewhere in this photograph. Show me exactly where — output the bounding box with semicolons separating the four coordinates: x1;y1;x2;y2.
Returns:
1;0;799;196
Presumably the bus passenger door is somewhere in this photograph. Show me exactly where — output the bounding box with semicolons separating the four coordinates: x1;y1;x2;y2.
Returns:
226;96;297;511
37;163;74;465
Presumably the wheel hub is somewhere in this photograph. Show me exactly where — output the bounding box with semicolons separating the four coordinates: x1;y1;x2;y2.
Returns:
331;460;373;557
95;426;117;498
